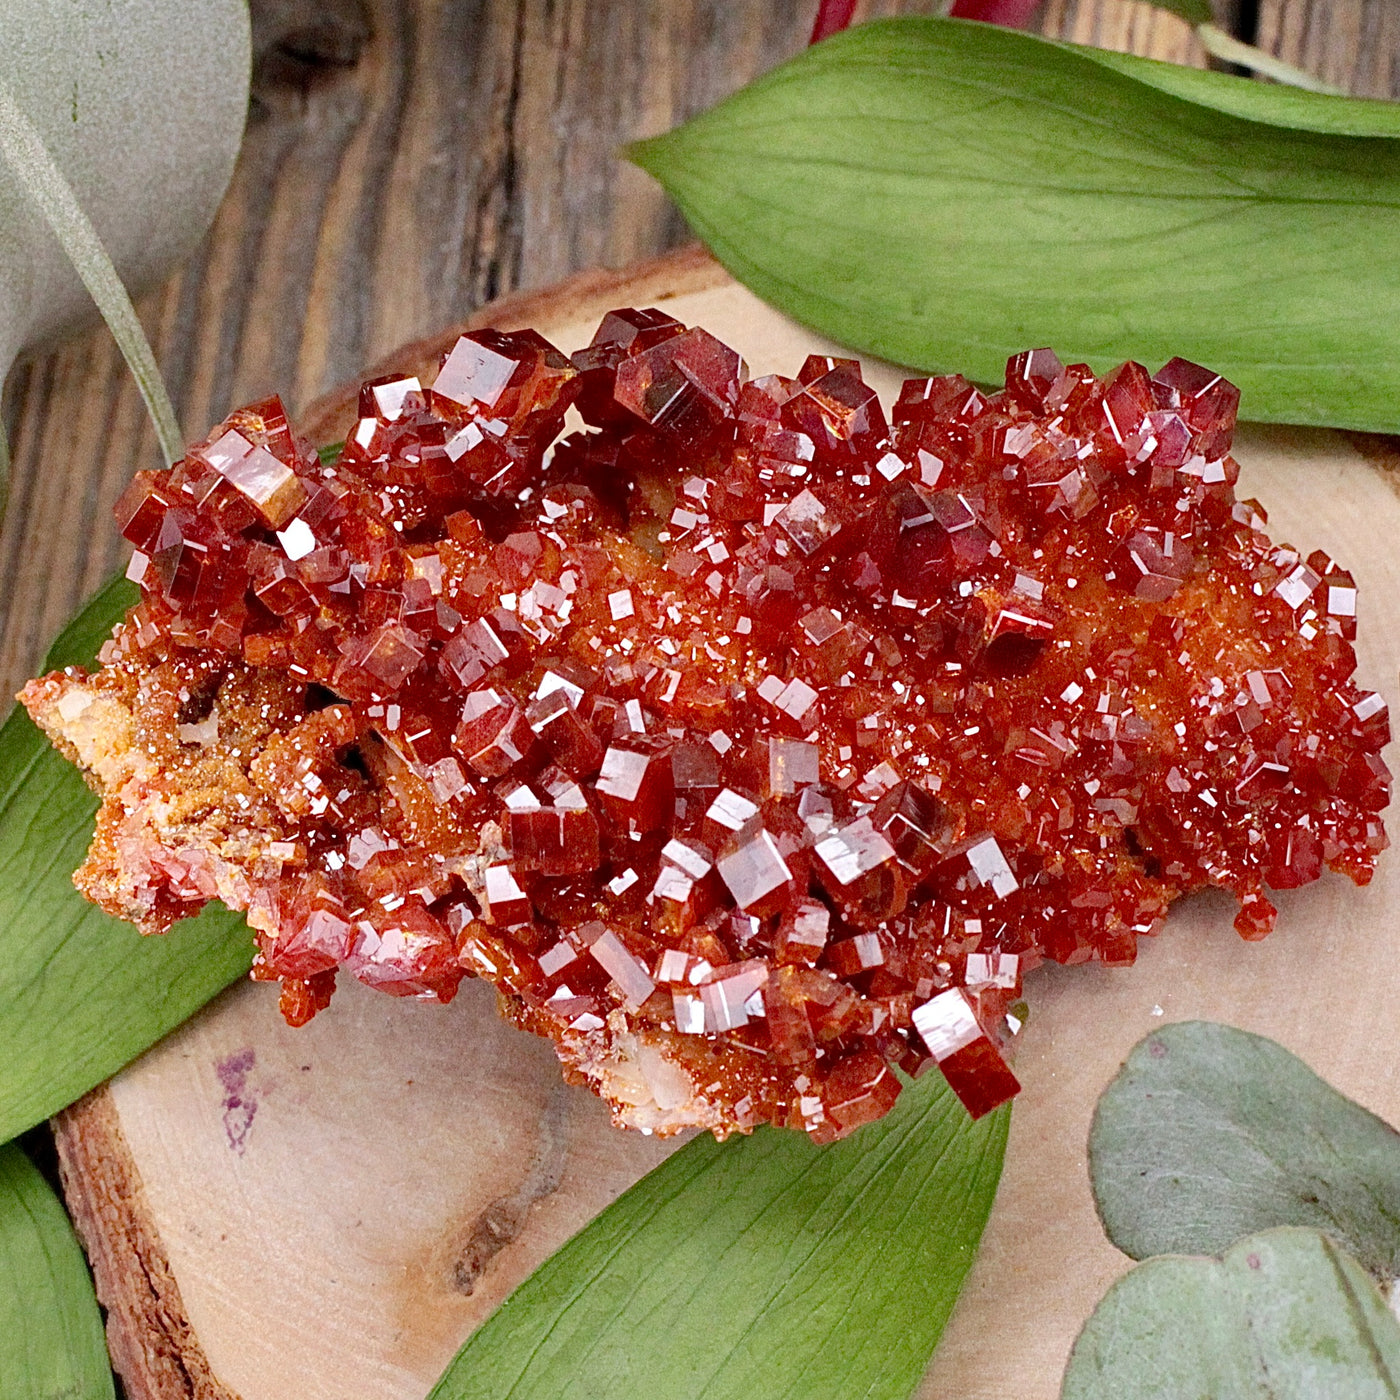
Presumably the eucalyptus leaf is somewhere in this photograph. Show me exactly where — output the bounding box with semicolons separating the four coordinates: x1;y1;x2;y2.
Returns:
0;75;181;467
1061;1226;1400;1400
431;1070;1007;1400
0;574;253;1145
630;18;1400;431
1090;1022;1400;1281
0;1143;114;1399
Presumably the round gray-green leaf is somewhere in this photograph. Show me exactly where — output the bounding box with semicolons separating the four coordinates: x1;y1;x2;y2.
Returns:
0;1142;114;1399
1062;1226;1400;1400
1090;1021;1400;1281
0;574;253;1144
630;17;1400;432
431;1070;1008;1400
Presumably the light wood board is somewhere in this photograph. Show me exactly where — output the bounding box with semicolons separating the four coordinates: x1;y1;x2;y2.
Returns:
54;250;1400;1400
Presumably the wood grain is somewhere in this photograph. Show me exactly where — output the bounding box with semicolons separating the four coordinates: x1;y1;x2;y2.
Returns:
0;0;939;708
1257;0;1400;96
298;242;727;445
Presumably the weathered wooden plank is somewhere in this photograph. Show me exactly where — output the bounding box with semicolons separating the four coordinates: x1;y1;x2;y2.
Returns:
1041;0;1207;64
1257;0;1400;96
0;0;822;704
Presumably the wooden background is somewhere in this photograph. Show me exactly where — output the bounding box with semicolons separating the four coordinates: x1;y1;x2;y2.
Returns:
4;0;1389;710
0;0;1396;1393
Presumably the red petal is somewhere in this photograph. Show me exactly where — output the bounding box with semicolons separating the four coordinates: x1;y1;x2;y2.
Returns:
948;0;1041;25
809;0;857;45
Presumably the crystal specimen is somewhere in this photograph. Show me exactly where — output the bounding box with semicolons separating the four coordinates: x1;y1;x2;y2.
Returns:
21;315;1390;1142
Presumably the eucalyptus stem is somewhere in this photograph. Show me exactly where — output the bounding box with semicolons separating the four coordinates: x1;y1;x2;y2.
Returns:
0;75;183;468
1197;24;1348;96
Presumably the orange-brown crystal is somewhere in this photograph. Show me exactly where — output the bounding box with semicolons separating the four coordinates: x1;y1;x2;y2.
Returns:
63;315;1392;1136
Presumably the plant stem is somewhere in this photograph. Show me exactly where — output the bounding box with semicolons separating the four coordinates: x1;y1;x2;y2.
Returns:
1197;25;1348;96
0;76;183;468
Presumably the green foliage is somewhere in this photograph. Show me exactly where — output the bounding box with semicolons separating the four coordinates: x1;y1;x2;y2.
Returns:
1062;1226;1400;1399
1090;1021;1400;1280
0;1143;114;1399
432;1072;1008;1400
1150;0;1213;23
1071;1023;1400;1397
0;76;181;466
0;574;253;1145
631;18;1400;431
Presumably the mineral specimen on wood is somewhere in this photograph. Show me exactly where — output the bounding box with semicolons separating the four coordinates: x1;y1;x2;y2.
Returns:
21;315;1389;1139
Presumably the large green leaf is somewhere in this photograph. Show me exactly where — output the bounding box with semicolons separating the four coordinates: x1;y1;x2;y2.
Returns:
1089;1022;1400;1281
0;574;253;1145
431;1070;1008;1400
1062;1226;1400;1400
1146;0;1212;25
0;1143;113;1399
629;17;1400;431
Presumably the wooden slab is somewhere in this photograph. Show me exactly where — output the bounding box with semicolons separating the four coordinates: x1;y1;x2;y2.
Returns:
55;250;1400;1400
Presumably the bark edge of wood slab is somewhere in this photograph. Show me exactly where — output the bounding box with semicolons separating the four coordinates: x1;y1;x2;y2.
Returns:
55;1089;240;1400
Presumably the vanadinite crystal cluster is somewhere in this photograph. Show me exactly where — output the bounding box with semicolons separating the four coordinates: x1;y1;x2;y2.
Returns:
21;311;1390;1139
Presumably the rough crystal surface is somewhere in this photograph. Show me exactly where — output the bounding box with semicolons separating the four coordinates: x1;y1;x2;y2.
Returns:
19;316;1391;1140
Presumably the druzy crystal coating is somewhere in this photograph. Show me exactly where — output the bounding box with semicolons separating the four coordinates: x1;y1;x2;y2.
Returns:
23;314;1390;1140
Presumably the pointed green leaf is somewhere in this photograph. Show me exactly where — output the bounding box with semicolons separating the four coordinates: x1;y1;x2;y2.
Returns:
1089;1022;1400;1280
1147;0;1212;25
0;1143;114;1399
629;17;1400;431
0;575;253;1145
1062;1227;1400;1400
431;1071;1008;1400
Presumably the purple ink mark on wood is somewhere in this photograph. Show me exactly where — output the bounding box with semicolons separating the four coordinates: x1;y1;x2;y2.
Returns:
217;1047;258;1154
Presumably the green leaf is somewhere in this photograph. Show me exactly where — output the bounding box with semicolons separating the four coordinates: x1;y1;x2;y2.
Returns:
0;574;254;1145
0;1142;114;1399
1061;1226;1400;1400
39;573;138;672
629;18;1400;431
431;1070;1008;1400
1147;0;1212;25
1089;1022;1400;1281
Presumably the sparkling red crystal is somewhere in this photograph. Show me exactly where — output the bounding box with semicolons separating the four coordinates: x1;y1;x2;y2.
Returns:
25;313;1392;1141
